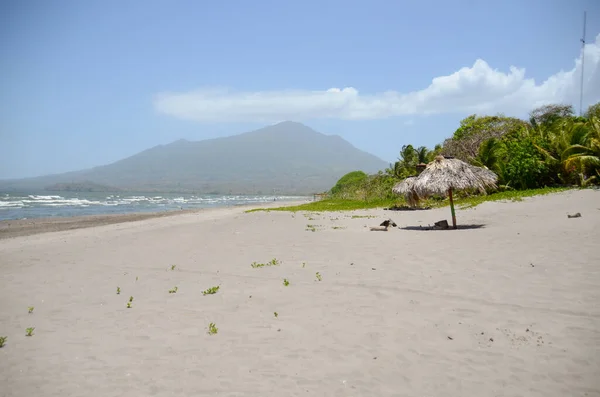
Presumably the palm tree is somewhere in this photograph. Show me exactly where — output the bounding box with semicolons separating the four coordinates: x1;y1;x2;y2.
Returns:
563;116;600;185
415;146;430;164
533;116;597;185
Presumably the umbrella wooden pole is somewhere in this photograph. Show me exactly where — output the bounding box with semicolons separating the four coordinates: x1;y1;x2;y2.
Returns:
448;188;457;229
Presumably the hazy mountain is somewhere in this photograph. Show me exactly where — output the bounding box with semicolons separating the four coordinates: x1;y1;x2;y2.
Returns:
0;122;388;194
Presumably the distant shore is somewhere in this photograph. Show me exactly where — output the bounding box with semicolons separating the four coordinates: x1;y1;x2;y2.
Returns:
0;199;307;239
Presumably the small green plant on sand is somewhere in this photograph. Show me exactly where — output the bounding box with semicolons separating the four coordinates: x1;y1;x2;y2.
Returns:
25;327;35;337
202;286;220;295
208;322;218;335
305;224;317;232
170;265;176;271
28;306;34;314
251;258;281;268
0;336;7;348
169;286;178;294
315;272;322;281
116;286;121;295
283;278;290;287
129;296;134;303
302;262;306;268
126;302;132;309
274;312;278;318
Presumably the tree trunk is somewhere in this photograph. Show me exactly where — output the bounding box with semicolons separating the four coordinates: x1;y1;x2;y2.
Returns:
448;188;457;229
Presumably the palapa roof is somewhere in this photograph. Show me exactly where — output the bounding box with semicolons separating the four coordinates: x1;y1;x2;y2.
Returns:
392;176;417;195
412;156;498;197
392;176;420;207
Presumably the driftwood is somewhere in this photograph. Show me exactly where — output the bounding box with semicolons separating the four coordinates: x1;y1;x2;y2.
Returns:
370;219;397;231
567;212;582;218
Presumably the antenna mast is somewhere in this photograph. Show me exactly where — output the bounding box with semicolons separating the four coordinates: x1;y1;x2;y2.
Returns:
579;11;587;116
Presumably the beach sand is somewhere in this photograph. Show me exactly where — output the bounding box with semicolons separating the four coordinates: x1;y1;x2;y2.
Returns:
0;189;598;396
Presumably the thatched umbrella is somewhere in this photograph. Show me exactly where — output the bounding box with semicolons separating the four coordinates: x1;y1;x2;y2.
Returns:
392;176;419;207
412;156;498;229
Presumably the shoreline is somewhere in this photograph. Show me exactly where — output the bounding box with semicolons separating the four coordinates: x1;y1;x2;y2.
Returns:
0;199;309;239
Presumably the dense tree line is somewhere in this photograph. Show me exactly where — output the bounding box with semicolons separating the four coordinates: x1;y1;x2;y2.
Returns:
330;102;600;201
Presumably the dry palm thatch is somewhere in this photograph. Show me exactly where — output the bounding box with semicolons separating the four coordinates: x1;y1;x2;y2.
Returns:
392;177;420;207
413;156;498;229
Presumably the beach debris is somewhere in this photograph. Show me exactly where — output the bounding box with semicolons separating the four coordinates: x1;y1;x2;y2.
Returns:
567;212;581;218
433;220;449;230
0;336;6;348
371;267;376;270
530;263;535;267
369;219;397;231
447;336;454;340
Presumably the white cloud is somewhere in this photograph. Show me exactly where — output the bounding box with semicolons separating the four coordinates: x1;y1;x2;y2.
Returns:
154;34;600;122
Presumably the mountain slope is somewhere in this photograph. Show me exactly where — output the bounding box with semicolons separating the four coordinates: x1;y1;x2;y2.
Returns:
0;122;388;194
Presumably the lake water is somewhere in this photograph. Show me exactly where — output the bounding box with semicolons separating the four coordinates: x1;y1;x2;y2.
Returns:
0;191;308;221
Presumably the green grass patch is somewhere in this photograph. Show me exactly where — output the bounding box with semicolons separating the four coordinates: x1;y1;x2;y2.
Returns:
246;188;572;213
246;198;399;213
202;286;220;295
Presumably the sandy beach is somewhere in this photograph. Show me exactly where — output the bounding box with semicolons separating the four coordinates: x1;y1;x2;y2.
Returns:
0;189;599;396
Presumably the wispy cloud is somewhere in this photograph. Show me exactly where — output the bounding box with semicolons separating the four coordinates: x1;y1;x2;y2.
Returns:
154;34;600;122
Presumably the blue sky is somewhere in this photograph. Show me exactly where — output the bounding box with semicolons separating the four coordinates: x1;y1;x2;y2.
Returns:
1;0;599;179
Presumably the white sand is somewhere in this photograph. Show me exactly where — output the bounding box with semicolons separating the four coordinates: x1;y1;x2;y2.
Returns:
1;189;599;396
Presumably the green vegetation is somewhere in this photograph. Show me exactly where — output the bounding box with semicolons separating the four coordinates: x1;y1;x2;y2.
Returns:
250;258;281;268
116;286;121;295
168;286;178;294
129;296;134;303
305;224;318;232
202;286;220;295
126;302;132;309
208;323;218;335
25;327;35;337
248;198;396;213
251;103;598;212
315;272;322;281
0;336;6;348
283;278;290;286
28;306;34;314
274;312;279;318
170;265;176;271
